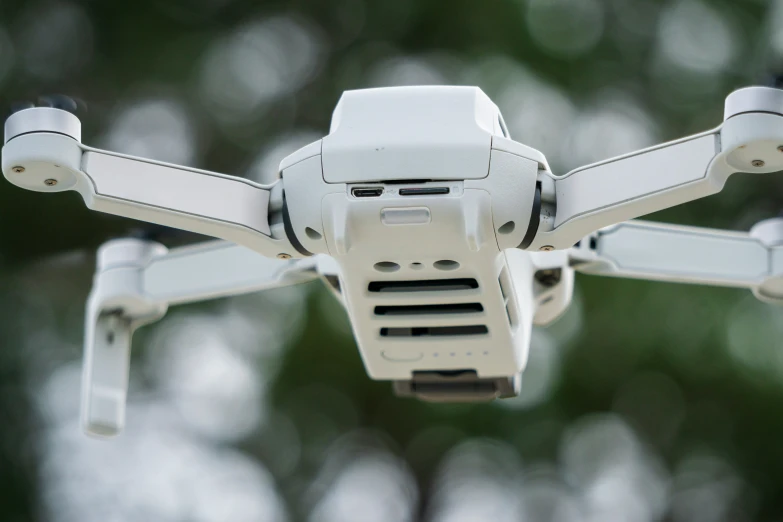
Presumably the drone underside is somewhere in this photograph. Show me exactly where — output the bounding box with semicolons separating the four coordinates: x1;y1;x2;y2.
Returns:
2;85;783;437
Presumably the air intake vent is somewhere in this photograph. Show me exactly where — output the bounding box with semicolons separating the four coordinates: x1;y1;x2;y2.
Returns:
374;303;483;316
380;325;488;337
368;279;478;293
371;279;485;340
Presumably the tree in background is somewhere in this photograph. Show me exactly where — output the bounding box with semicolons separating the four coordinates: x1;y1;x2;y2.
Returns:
0;0;782;520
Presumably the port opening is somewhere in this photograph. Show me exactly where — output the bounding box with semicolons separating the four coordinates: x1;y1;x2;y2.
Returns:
399;187;450;196
351;187;384;198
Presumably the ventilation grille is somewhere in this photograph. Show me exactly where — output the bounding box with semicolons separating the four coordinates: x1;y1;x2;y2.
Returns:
371;278;487;339
381;325;488;337
368;278;478;293
374;303;483;315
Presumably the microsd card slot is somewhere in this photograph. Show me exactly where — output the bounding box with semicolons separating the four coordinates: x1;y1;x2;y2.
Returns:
398;187;450;196
380;325;488;337
374;303;484;315
368;279;479;292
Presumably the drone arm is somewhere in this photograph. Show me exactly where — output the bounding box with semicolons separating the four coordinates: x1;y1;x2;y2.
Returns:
530;88;783;250
532;131;721;250
78;149;285;257
140;240;320;305
82;238;321;437
2;108;297;259
572;220;770;289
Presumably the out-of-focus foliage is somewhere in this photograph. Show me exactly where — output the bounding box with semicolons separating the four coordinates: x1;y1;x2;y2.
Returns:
1;0;783;520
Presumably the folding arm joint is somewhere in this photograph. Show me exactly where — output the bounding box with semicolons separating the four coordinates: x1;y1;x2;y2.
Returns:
749;218;783;305
529;249;574;326
82;237;326;437
83;238;168;437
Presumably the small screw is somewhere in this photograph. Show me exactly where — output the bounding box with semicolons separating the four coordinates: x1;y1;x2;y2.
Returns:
277;253;292;259
539;245;555;251
44;179;58;186
778;146;783;153
752;159;766;167
11;166;24;173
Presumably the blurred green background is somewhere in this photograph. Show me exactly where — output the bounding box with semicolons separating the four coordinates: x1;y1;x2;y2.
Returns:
1;0;783;520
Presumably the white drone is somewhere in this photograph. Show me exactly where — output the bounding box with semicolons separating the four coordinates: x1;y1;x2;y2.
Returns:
3;85;783;438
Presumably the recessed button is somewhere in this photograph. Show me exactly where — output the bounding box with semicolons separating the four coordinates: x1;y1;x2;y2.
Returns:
381;207;431;225
381;349;423;362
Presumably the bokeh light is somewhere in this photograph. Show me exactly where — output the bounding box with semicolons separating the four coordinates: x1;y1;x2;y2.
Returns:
103;98;198;166
198;16;323;127
526;0;605;58
656;0;738;76
308;434;417;522
15;1;93;81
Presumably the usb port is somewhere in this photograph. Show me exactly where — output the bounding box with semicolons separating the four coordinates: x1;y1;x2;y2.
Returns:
351;187;384;198
399;187;450;196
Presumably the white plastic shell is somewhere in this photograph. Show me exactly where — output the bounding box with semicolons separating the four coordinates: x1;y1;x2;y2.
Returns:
322;86;505;183
4;107;81;143
280;87;546;380
724;86;783;120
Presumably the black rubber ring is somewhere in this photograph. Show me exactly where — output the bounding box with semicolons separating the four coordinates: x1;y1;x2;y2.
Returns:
282;192;313;257
518;182;542;250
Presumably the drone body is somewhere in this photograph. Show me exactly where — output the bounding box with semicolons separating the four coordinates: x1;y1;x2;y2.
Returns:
282;87;550;396
3;85;783;437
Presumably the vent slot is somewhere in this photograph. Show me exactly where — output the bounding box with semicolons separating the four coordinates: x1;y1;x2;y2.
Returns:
368;279;479;293
498;267;518;327
374;303;484;316
380;325;488;337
